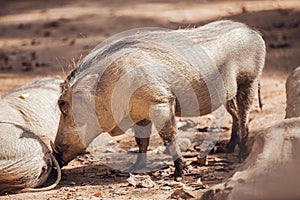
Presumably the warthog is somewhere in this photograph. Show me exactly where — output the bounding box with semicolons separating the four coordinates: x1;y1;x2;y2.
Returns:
286;66;300;118
0;77;62;194
53;20;265;181
201;117;300;200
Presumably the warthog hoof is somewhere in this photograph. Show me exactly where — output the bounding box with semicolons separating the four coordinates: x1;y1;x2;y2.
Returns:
238;142;249;162
225;141;236;153
225;136;238;153
174;158;185;181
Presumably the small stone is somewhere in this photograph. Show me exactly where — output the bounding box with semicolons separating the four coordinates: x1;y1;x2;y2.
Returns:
196;178;203;185
197;156;207;166
167;180;184;188
70;181;76;186
127;174;156;188
94;192;102;197
69;39;76;46
169;188;194;199
43;21;60;28
161;186;172;190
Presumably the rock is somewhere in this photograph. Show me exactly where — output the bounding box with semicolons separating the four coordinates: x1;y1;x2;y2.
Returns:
165;180;185;188
201;118;300;200
43;21;60;28
127;174;156;188
94;192;102;198
285;66;300;118
196;156;207;166
169;188;194;199
161;186;172;190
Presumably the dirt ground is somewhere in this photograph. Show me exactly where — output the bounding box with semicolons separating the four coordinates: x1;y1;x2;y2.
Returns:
0;0;299;199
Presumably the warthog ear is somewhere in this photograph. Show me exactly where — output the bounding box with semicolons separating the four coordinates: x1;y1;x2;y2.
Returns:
75;74;99;94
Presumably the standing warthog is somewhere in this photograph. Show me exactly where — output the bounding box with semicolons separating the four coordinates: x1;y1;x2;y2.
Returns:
0;77;62;194
53;20;265;181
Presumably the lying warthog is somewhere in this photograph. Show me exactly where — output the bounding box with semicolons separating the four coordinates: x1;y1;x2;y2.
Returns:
286;66;300;118
0;77;62;194
201;117;300;200
53;20;265;181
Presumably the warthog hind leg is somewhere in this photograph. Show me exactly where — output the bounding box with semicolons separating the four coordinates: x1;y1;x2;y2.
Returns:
153;101;185;181
130;119;151;172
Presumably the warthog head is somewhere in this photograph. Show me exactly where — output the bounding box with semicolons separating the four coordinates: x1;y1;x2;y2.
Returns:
53;72;106;166
53;81;86;166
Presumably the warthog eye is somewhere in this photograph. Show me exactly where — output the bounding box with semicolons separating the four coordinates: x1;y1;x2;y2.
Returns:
58;100;68;116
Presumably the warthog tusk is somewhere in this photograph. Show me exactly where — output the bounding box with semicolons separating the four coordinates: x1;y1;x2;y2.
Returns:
50;140;59;154
19;153;62;193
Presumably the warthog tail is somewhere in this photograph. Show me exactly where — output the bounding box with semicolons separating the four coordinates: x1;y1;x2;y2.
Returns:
19;154;61;193
258;82;263;110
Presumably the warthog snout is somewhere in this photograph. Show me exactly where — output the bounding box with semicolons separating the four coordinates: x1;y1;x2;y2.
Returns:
50;141;65;167
52;152;65;168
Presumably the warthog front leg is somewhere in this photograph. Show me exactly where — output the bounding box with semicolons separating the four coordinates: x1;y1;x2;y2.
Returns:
236;80;256;160
131;120;152;172
225;99;240;153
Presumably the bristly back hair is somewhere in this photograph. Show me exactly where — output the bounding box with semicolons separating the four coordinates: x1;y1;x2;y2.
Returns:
60;20;259;93
61;55;84;93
